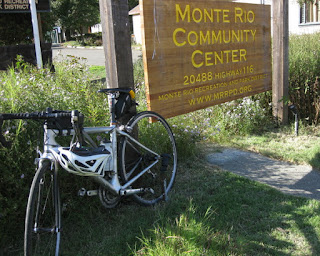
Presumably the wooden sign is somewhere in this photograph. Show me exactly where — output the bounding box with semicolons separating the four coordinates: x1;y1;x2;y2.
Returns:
140;0;272;119
0;0;50;13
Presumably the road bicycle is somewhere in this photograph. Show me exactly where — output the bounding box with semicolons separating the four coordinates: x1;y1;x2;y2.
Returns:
0;88;177;256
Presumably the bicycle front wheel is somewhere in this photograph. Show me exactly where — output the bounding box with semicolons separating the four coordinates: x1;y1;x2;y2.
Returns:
24;161;61;256
119;111;177;206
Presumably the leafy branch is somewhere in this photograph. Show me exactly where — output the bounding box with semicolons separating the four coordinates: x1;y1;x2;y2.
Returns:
297;0;317;6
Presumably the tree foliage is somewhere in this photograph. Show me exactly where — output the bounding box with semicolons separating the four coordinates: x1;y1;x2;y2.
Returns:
52;0;100;40
128;0;139;10
297;0;317;5
0;13;54;46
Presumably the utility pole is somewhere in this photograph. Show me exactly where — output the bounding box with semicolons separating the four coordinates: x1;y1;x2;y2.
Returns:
272;0;289;124
99;0;134;89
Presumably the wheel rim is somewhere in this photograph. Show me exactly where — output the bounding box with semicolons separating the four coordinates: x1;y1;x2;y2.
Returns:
25;164;60;256
120;112;177;205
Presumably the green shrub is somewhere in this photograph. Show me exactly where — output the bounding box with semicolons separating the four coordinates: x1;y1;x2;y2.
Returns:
0;56;109;250
168;93;273;148
289;33;320;124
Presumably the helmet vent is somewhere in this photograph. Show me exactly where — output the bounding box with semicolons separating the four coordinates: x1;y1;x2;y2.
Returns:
75;160;87;168
69;165;77;172
95;162;103;173
61;154;68;161
86;160;96;167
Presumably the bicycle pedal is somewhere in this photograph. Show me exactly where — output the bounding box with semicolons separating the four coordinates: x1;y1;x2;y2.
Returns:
78;188;98;197
145;188;154;194
86;190;98;196
78;188;87;196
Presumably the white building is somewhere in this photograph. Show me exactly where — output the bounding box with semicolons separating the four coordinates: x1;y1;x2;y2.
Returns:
234;0;320;34
129;0;320;43
129;5;142;44
91;24;102;34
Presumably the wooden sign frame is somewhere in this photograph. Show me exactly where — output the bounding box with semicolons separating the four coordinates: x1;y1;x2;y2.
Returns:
140;0;272;119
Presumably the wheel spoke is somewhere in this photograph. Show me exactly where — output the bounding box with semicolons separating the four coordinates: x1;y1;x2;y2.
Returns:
126;157;143;179
24;162;61;256
119;111;177;206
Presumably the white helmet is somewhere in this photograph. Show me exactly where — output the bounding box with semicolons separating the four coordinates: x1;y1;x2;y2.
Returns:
55;147;112;176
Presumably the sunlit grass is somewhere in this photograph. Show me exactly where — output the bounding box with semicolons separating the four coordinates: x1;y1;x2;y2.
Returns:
222;125;320;169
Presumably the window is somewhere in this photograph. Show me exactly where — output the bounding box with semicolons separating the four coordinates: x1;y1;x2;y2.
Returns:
300;0;320;24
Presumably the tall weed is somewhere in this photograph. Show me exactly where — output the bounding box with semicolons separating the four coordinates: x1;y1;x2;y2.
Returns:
289;33;320;124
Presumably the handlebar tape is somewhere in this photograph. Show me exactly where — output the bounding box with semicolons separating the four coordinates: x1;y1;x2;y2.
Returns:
0;112;72;121
0;111;76;148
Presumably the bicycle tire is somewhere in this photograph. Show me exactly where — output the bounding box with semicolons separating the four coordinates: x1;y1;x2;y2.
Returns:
119;111;177;206
24;161;61;256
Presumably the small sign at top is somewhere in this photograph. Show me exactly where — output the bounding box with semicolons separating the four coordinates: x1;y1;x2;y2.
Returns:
0;0;50;13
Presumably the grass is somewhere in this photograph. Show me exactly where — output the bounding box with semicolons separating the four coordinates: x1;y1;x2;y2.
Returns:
7;155;320;255
89;65;106;80
217;125;320;170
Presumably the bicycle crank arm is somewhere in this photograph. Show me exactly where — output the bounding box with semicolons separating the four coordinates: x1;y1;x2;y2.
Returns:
120;188;154;196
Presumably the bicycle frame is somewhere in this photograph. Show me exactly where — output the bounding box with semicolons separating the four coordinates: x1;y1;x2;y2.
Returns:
40;123;161;197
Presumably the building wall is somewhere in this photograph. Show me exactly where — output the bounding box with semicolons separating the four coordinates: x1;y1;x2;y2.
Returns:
91;24;102;34
288;0;320;34
233;0;320;34
132;15;142;45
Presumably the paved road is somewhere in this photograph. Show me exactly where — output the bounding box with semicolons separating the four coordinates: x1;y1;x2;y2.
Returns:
52;44;142;66
206;148;320;200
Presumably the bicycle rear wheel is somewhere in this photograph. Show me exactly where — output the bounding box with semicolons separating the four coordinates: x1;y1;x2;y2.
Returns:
119;111;177;206
24;161;61;256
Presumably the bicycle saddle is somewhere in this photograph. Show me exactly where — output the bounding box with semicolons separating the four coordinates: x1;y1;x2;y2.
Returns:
98;88;132;94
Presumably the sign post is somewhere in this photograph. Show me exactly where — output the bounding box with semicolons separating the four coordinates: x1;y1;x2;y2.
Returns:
140;0;272;119
99;0;134;89
272;0;289;124
29;0;42;68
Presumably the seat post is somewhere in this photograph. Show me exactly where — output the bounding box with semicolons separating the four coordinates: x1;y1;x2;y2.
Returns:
108;93;117;125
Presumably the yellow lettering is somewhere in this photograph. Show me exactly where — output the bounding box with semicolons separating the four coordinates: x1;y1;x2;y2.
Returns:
251;30;256;41
235;7;243;23
232;50;239;62
215;51;224;64
200;31;210;45
191;49;247;68
240;49;247;61
232;30;240;43
234;8;255;23
173;28;186;47
247;11;255;23
244;30;250;41
192;50;204;68
192;8;203;23
214;9;222;22
212;30;222;44
176;4;190;22
204;9;213;22
223;30;231;43
188;31;198;46
223;10;230;23
205;52;214;66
